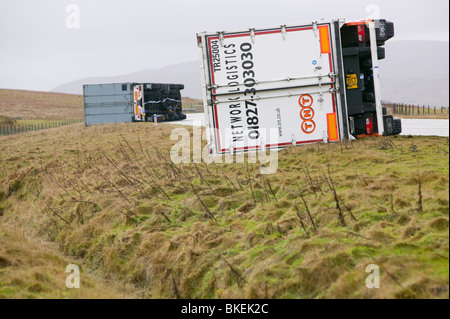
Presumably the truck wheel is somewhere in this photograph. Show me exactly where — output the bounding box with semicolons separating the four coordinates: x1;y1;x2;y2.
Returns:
392;118;402;135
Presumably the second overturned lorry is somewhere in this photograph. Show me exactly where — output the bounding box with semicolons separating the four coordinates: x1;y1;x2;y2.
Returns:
197;19;401;154
83;82;186;126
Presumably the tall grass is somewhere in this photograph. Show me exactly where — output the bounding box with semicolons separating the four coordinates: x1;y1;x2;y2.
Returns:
0;123;448;298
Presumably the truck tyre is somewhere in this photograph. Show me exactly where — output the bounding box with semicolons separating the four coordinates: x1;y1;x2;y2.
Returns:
393;118;402;135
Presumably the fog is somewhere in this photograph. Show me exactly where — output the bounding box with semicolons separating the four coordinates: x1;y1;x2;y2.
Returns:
0;0;448;91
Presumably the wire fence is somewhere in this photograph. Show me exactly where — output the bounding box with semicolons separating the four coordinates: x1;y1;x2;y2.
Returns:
0;118;83;136
183;104;204;113
383;103;449;116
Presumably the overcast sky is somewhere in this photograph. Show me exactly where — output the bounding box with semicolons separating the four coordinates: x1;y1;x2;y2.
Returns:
0;0;448;92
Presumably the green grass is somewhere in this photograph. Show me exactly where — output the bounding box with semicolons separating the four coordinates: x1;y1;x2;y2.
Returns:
0;122;448;299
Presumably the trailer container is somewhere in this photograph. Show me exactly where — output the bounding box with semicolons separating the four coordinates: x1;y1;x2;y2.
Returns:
197;19;401;154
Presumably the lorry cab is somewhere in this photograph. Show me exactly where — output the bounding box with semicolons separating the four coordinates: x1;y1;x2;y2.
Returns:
132;83;187;122
339;19;401;138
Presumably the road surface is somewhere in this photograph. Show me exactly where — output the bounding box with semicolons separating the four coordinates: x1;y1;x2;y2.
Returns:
169;114;449;137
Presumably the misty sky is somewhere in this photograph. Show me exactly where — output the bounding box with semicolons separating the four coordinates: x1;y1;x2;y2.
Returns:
0;0;448;92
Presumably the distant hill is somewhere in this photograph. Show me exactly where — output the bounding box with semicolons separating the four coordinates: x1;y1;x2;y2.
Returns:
52;61;203;100
52;40;449;107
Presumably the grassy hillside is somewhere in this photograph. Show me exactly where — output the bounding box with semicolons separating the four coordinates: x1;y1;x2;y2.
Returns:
0;89;201;123
0;123;448;299
0;89;84;120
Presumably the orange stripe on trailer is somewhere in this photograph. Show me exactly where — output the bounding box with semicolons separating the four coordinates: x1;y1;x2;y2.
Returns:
346;19;373;26
319;26;330;54
326;113;339;141
356;133;381;139
135;105;139;116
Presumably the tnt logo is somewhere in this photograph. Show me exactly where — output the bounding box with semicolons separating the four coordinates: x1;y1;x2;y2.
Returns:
299;94;316;134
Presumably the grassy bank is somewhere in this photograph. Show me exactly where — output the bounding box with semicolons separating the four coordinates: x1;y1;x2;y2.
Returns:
0;123;448;298
0;224;134;298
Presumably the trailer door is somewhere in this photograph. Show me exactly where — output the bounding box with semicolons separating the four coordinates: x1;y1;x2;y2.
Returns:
204;23;339;154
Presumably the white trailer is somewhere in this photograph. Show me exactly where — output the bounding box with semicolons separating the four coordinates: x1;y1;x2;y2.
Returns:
197;19;401;154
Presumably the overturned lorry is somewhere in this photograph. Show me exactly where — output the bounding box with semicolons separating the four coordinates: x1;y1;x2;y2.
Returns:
197;19;401;154
83;82;186;126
